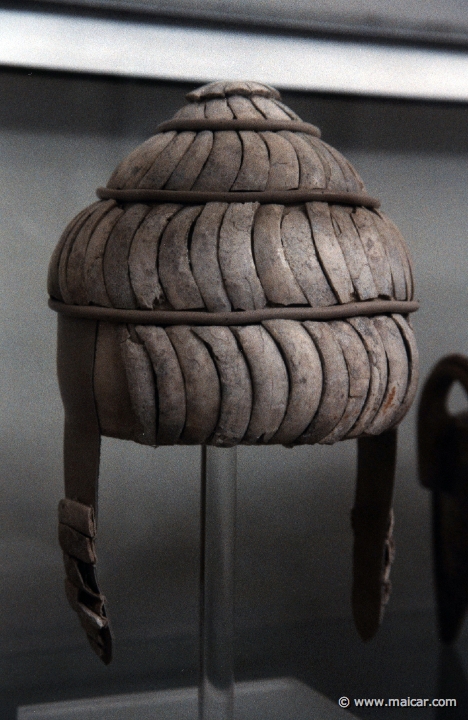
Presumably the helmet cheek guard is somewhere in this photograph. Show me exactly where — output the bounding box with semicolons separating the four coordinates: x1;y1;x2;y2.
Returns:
49;81;419;663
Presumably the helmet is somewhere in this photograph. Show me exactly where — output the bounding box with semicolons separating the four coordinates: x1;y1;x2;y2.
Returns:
48;80;419;664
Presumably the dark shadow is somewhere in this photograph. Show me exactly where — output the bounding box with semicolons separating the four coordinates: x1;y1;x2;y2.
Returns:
436;647;468;718
0;700;16;720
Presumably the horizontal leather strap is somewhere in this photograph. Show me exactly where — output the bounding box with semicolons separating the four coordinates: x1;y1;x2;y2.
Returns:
96;187;380;208
49;299;419;326
155;118;321;136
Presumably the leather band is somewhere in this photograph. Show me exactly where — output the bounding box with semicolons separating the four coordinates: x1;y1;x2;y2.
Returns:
155;118;321;136
57;315;101;508
57;314;112;665
352;428;397;641
96;187;380;208
49;299;419;325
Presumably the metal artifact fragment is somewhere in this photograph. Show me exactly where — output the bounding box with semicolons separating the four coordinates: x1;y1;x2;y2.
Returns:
418;354;468;643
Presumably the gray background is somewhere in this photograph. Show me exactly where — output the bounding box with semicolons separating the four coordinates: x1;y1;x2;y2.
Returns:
23;0;468;45
1;69;468;716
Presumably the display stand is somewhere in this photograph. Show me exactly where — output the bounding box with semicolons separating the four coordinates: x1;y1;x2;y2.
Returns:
199;445;237;720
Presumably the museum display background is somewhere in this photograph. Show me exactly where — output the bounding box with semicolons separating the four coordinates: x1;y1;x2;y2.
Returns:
1;68;468;716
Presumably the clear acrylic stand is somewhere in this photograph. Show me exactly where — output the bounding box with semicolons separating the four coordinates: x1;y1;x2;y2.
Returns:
199;445;237;720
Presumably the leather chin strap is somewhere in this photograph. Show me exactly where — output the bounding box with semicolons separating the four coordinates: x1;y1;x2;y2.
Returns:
353;429;397;641
56;314;112;665
55;314;397;663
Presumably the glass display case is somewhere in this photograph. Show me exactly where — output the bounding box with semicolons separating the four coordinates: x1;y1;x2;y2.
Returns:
1;13;468;717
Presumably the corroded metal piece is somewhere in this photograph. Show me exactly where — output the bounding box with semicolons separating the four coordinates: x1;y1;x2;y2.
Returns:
418;354;468;644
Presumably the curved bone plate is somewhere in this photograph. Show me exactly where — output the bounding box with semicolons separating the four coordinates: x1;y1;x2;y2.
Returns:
346;316;388;438
300;321;348;444
193;326;252;447
329;205;377;302
84;206;123;308
279;131;326;190
190;202;231;312
136;326;186;444
351;208;393;299
231;131;269;191
48;204;97;300
138;132;196;189
389;314;419;427
66;201;117;305
253;204;306;305
173;103;205;119
303;135;344;191
158;205;205;309
306;202;354;304
233;324;289;443
370;211;407;301
260;131;299;190
165;131;214;190
192;131;242;191
218;202;266;310
263;319;323;445
272;99;301;120
376;211;413;300
108;132;176;189
281;206;336;307
166;326;220;444
367;315;409;435
251;95;291;119
322;320;370;443
320;139;365;193
58;204;100;304
129;204;181;309
103;204;150;308
118;325;156;446
204;98;234;119
227;95;263;118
